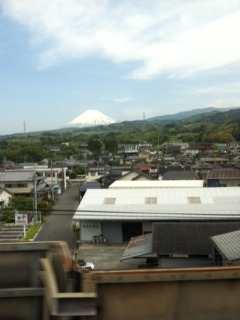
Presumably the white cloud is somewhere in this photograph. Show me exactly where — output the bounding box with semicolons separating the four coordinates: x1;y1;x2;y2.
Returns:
112;97;131;103
2;0;240;79
100;96;131;103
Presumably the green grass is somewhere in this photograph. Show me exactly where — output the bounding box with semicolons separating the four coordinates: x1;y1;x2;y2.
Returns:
24;223;42;240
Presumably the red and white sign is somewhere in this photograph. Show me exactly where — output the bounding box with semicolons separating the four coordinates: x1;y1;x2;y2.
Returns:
15;213;29;225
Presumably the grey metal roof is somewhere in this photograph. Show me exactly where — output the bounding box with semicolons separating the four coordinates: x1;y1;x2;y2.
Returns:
73;187;240;221
210;230;240;261
0;170;35;182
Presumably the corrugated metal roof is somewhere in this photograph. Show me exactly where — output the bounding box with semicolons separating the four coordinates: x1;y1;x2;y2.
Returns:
210;230;240;261
73;187;240;221
109;180;204;188
152;221;240;255
207;169;240;180
121;233;153;261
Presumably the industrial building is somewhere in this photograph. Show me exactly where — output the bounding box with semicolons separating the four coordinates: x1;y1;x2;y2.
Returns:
73;185;240;244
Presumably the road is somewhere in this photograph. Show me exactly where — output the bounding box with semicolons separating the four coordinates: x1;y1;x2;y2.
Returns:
35;183;80;250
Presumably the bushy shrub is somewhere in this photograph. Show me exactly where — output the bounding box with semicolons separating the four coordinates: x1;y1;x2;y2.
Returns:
0;209;15;223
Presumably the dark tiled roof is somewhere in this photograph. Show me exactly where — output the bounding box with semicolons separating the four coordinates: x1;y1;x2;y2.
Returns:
152;221;240;255
162;170;196;180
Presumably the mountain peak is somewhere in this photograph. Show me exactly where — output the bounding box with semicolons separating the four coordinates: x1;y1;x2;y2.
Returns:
65;109;116;127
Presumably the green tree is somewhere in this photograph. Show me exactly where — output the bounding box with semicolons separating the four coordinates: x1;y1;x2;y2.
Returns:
87;135;102;157
0;209;15;222
104;136;118;154
11;196;33;211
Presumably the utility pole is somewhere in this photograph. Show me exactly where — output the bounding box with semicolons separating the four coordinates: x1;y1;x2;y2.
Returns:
33;165;38;224
51;159;54;202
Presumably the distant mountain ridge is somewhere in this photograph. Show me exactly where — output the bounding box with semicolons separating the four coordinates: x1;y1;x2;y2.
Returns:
1;106;239;139
147;107;234;122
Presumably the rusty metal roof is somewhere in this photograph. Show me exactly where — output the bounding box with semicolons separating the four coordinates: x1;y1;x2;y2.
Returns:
121;233;153;261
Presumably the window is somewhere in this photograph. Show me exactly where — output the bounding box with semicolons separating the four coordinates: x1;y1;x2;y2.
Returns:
188;197;201;204
5;182;28;188
145;197;157;204
103;197;116;205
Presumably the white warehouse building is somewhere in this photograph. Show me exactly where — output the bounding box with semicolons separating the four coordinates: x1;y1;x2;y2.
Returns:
73;185;240;244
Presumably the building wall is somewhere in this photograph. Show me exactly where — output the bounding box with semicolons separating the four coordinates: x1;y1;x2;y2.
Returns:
4;182;34;195
80;221;102;242
80;220;144;244
207;179;240;187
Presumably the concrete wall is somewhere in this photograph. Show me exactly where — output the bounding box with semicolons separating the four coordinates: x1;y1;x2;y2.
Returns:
80;220;146;244
80;221;102;242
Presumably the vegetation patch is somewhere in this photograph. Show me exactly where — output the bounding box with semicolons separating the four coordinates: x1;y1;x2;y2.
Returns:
24;223;42;241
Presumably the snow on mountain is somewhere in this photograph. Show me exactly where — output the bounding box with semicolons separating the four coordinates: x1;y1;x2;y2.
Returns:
65;110;116;127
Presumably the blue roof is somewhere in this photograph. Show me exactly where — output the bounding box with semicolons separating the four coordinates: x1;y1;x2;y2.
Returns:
80;182;101;192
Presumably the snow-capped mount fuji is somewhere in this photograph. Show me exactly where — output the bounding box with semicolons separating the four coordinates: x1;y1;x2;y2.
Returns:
65;109;116;128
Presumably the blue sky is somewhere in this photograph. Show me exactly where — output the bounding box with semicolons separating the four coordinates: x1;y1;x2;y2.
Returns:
1;0;240;135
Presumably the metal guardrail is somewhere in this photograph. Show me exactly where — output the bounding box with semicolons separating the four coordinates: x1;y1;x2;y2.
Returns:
1;241;240;319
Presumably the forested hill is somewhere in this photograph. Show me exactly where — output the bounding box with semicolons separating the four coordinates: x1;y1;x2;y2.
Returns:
189;107;240;123
0;107;240;145
146;107;232;122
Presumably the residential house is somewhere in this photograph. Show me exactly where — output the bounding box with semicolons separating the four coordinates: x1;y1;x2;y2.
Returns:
123;145;138;164
191;142;212;153
206;168;240;187
85;166;109;182
0;169;59;201
199;157;228;166
0;170;44;197
17;163;68;192
133;163;158;179
228;143;240;156
99;169;124;188
0;188;13;208
117;170;153;181
161;143;181;154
